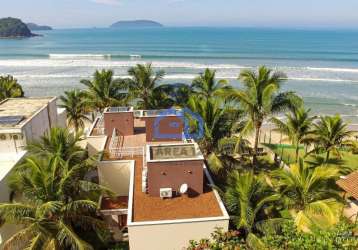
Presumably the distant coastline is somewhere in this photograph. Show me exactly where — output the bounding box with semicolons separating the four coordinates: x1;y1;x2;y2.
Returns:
0;17;37;38
26;23;53;31
110;20;163;28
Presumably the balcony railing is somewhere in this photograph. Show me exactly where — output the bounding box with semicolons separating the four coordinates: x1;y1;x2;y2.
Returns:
109;146;144;159
108;128;144;159
90;115;105;136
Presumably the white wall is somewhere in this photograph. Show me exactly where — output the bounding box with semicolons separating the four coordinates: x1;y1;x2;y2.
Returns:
23;107;51;142
22;98;61;143
48;99;59;127
128;219;229;250
84;136;107;157
56;108;67;128
98;161;131;196
0;135;16;153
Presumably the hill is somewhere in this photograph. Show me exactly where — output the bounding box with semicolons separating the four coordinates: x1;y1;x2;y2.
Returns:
0;17;35;38
26;23;52;31
110;20;163;28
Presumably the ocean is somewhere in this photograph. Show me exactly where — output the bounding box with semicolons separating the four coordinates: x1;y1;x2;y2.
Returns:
1;27;358;122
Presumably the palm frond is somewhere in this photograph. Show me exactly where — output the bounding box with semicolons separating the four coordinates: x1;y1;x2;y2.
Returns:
0;203;35;224
57;220;94;250
246;233;267;250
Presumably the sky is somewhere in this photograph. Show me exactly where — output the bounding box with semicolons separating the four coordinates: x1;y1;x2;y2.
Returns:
1;0;358;29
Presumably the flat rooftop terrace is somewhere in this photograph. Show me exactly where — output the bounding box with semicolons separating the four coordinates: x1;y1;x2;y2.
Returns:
131;157;223;222
0;97;55;129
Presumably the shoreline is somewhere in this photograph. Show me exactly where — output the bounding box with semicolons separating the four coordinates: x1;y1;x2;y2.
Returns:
0;33;41;39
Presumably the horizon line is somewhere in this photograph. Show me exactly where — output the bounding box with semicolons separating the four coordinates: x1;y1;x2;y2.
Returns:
44;25;358;31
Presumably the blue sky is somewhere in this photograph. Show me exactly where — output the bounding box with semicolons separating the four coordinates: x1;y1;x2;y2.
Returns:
1;0;358;28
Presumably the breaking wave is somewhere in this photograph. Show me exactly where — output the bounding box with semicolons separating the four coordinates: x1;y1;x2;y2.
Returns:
11;73;358;83
49;54;112;59
0;57;358;83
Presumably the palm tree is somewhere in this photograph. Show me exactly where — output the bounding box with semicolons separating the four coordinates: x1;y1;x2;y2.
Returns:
81;69;127;112
0;75;24;101
270;107;315;162
311;115;354;161
1;156;111;250
224;170;279;246
207;136;251;181
1;129;111;249
59;89;90;134
25;127;88;166
187;95;240;155
191;68;230;100
126;63;171;109
219;66;302;165
272;159;342;232
157;83;192;107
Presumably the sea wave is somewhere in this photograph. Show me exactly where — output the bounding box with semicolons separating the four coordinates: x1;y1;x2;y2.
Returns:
287;77;358;83
0;58;358;71
0;58;357;73
0;59;248;70
46;53;358;63
14;74;199;79
12;73;358;83
306;67;358;73
1;59;358;83
49;54;112;59
343;103;357;107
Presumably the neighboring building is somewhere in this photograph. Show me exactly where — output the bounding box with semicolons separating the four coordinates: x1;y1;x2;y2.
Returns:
86;107;229;250
337;171;358;222
0;97;66;247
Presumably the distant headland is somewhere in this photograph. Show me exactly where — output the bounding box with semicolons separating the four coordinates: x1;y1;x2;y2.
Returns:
110;20;163;28
26;23;53;31
0;17;37;38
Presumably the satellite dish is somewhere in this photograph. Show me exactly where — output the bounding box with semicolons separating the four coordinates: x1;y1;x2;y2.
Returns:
179;183;189;194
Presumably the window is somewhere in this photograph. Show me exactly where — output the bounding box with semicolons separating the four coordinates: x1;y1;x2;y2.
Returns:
11;134;23;140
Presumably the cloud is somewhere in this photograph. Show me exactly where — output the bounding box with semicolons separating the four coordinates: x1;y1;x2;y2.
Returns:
91;0;122;6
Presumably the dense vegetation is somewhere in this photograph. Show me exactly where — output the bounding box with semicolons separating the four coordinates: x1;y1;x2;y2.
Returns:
0;17;35;38
0;128;115;249
1;64;357;249
188;221;358;250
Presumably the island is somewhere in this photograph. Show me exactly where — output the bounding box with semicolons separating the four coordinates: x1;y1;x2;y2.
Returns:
110;20;163;28
0;17;36;38
26;23;53;31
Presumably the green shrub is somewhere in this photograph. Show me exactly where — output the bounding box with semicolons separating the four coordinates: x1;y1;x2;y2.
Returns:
262;220;358;250
187;228;244;250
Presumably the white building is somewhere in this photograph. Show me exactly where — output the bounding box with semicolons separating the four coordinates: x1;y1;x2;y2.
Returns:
0;97;66;247
85;107;229;250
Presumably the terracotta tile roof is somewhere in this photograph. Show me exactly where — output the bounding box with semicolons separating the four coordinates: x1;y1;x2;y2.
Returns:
132;157;223;222
337;171;358;200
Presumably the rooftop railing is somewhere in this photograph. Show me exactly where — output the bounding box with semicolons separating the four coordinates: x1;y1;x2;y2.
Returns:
90;115;105;136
